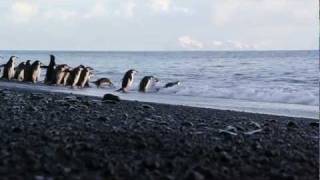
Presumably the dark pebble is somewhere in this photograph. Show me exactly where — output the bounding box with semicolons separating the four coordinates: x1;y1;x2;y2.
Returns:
141;104;155;110
287;121;298;128
103;94;120;102
181;121;194;127
309;122;319;128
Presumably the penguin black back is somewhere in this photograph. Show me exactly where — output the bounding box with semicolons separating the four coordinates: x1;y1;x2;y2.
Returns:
139;76;154;92
117;69;137;92
45;55;56;84
2;56;16;80
24;60;32;82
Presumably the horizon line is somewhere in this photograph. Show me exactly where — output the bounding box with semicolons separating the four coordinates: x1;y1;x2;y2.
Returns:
0;49;318;52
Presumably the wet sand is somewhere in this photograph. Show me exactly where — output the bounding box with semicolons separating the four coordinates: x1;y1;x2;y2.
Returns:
0;87;318;180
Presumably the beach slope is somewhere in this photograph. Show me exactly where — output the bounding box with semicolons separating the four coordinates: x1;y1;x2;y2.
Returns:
0;88;318;179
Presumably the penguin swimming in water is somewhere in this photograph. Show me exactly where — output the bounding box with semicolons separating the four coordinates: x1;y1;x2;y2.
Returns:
14;62;26;81
84;71;94;88
67;66;83;87
44;55;56;84
62;68;71;86
24;60;32;82
139;76;159;93
92;78;114;88
2;56;16;80
116;69;138;93
77;67;94;88
30;61;43;83
54;64;69;85
164;81;181;88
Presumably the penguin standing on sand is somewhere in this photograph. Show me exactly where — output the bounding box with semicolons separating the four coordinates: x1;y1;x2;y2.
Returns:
24;60;32;82
93;78;114;88
14;62;26;81
44;55;56;84
139;76;159;93
2;56;16;80
30;61;43;83
116;69;138;93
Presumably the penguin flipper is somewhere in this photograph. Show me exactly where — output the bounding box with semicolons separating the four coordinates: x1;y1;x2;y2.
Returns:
116;88;123;92
116;88;126;93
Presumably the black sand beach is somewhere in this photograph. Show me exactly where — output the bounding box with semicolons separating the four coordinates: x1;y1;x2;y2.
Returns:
0;87;318;180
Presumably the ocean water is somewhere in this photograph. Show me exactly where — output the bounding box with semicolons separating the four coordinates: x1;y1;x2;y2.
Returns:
0;50;318;118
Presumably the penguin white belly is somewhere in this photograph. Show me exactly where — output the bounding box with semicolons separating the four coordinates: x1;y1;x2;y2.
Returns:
8;66;15;80
56;72;64;85
17;70;24;81
32;68;41;83
73;74;81;87
126;77;134;90
146;80;151;91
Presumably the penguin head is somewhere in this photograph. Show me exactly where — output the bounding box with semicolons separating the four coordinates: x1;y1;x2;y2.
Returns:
129;69;138;75
33;60;42;66
75;67;82;76
25;60;31;66
176;81;181;85
150;76;159;82
49;55;56;65
10;56;17;62
50;54;55;60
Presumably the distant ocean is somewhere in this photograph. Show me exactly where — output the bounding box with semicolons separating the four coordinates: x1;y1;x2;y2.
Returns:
0;50;318;118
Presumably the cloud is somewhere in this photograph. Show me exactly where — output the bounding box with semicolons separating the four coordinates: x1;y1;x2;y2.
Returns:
10;1;38;23
123;1;136;17
178;37;261;50
44;9;78;21
84;0;107;19
211;0;317;27
150;0;171;11
178;36;204;49
114;1;136;18
211;40;260;50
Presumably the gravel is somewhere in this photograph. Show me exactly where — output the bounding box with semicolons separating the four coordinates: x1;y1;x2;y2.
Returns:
0;88;318;180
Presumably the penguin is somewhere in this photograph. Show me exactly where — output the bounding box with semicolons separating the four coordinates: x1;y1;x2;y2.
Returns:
92;78;114;88
54;64;69;85
2;56;16;80
84;71;94;88
62;68;71;86
14;62;26;81
24;60;32;82
116;69;138;92
44;54;56;84
139;76;159;93
77;67;92;88
67;66;83;87
30;61;43;83
164;81;181;88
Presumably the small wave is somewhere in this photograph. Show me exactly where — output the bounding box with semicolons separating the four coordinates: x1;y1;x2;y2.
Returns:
155;84;319;106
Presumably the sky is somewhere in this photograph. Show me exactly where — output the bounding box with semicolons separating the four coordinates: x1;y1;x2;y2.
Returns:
0;0;318;51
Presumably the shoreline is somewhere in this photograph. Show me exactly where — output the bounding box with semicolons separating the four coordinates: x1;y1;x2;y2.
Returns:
0;87;318;179
0;80;317;119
